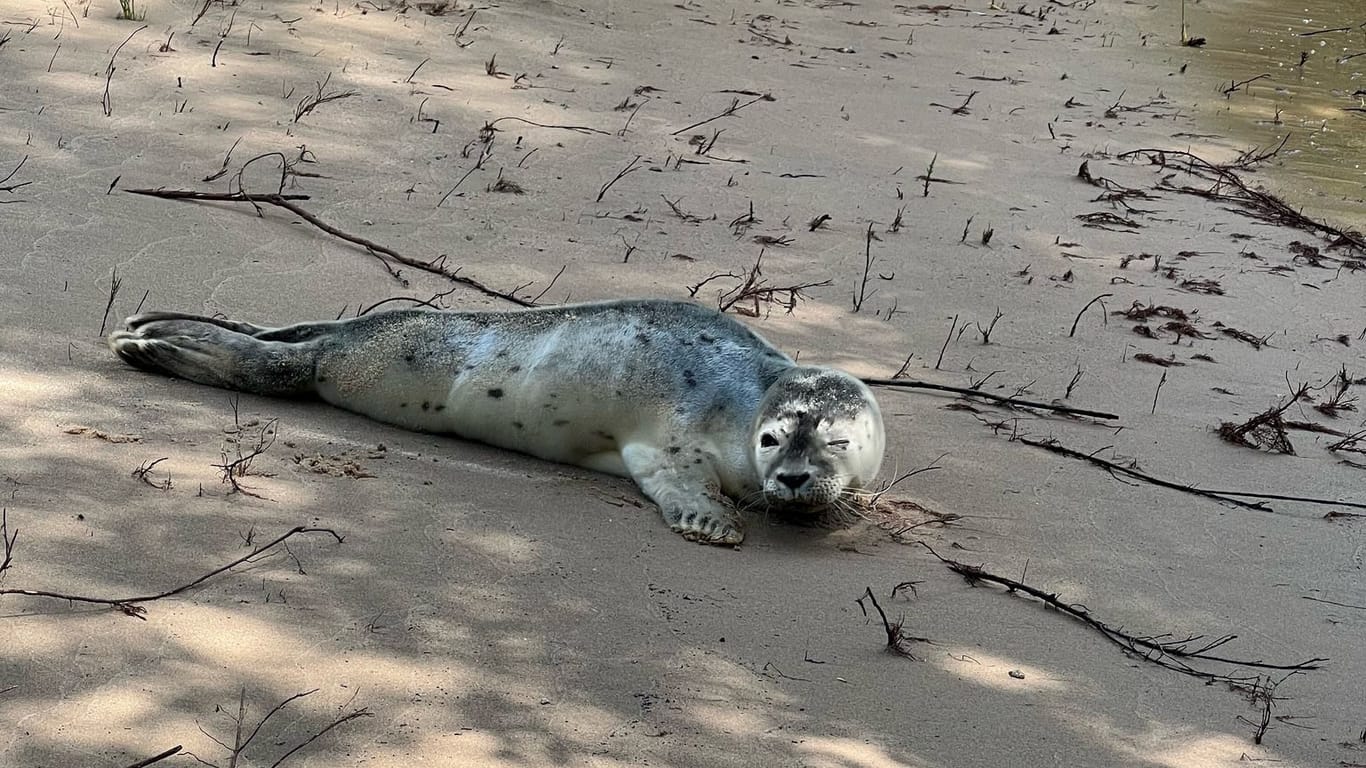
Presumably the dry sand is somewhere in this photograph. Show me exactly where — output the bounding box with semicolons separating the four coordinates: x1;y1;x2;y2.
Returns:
1;1;1363;766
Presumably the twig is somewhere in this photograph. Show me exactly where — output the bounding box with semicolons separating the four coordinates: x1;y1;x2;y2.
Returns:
132;457;172;490
596;155;642;202
106;24;146;76
437;140;493;207
920;542;1326;687
687;249;830;316
202;137;242;183
191;687;372;768
0;155;30;193
293;73;357;123
484;115;610;136
531;264;567;303
1217;383;1307;455
122;746;182;768
934;313;957;370
99;268;123;336
268;707;373;768
1151;370;1167;415
1119;142;1365;254
1018;436;1265;509
0;526;343;618
1198;490;1366;511
1069;293;1112;337
929;90;978;114
403;56;429;84
1222;73;1270;96
855;587;925;658
851;223;878;312
0;507;16;577
215;412;277;497
972;308;1003;344
670;93;773;136
126;188;533;307
864;377;1118;420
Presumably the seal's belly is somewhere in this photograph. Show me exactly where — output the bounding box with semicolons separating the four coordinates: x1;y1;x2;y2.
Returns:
313;321;670;472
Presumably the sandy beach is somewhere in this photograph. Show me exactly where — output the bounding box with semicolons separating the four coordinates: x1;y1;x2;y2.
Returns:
1;1;1363;766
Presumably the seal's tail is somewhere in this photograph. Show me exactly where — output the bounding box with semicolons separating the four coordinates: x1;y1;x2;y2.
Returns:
108;312;319;397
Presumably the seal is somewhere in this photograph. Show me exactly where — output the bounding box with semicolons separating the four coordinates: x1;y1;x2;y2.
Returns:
108;299;885;544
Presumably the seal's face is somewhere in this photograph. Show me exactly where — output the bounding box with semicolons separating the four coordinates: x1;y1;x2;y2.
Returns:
752;368;885;508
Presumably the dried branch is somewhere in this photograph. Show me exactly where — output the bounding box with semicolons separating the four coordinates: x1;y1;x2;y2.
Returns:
1217;383;1308;455
483;115;610;136
851;223;879;312
1069;293;1112;337
189;687;372;768
122;745;182;768
1118;141;1365;255
855;587;926;658
292;73;357;123
670;93;773;136
863;378;1118;420
0;526;343;618
126;187;533;307
596;155;642;202
98;268;123;337
0;507;15;578
1016;435;1366;513
920;542;1326;688
687;249;830;316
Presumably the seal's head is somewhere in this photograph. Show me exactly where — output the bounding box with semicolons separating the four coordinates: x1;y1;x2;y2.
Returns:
752;367;885;508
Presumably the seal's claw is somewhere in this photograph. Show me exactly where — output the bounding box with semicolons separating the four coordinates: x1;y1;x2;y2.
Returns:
672;514;743;546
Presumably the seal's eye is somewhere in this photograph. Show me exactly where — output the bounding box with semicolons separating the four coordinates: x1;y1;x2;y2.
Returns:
828;439;850;449
759;433;779;448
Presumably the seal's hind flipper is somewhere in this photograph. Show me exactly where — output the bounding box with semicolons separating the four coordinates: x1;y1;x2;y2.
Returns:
109;316;319;398
122;311;274;337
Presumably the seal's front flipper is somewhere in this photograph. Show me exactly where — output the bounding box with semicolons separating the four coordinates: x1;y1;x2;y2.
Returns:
621;443;745;545
108;315;319;398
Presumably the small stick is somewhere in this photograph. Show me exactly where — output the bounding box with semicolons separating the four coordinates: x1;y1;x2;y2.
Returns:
531;264;567;303
1069;293;1112;337
851;223;877;312
973;308;1003;344
1064;364;1084;399
484;115;610;136
0;526;343;618
121;746;182;768
670;93;772;136
106;24;147;76
437;142;492;207
126;188;533;307
934;313;957;370
1200;490;1366;511
920;542;1326;683
596;155;642;202
618;101;645;137
0;155;29;192
1222;73;1270;96
1151;370;1167;414
855;587;923;658
864;377;1119;420
1;507;16;576
404;56;429;84
98;268;123;336
1018;436;1266;509
930;90;978;114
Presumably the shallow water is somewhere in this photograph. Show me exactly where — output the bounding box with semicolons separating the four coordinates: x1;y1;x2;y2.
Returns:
1175;0;1366;229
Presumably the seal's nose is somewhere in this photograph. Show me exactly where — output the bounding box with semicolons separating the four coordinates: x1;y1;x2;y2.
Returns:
776;472;810;491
